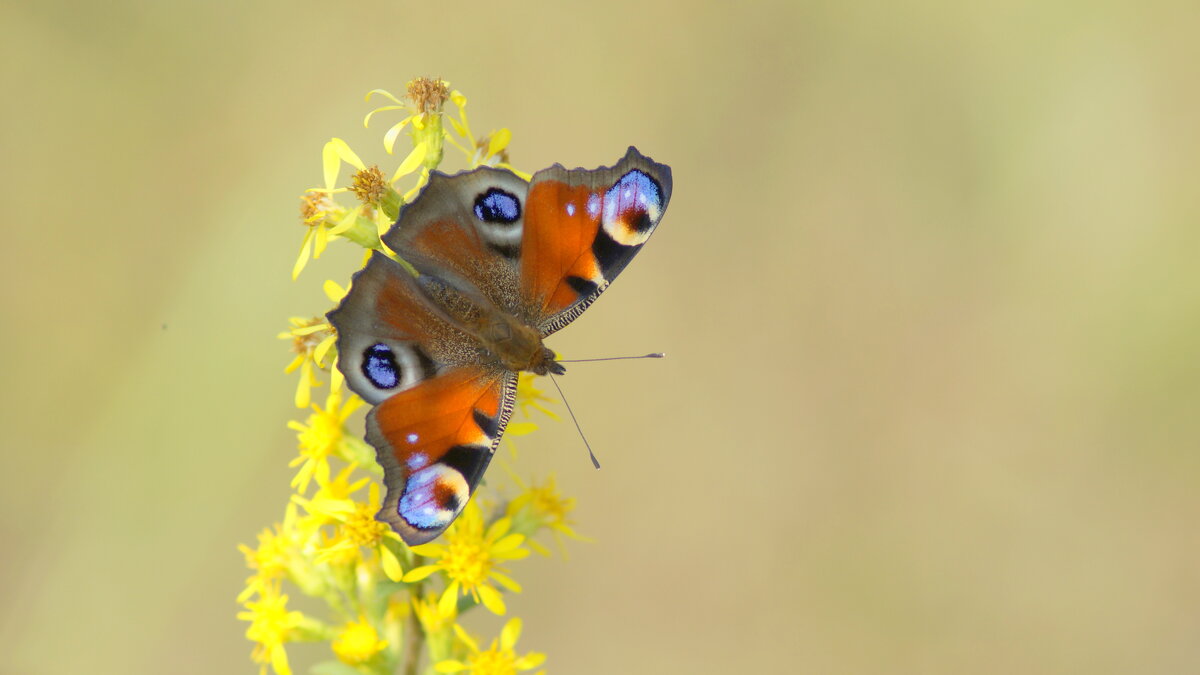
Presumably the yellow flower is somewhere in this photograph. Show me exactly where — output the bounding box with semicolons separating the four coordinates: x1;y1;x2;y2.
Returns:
279;316;336;409
403;500;529;615
435;618;546;675
506;475;588;558
237;503;301;602
237;584;304;675
413;591;457;663
296;481;405;578
331;615;388;666
287;390;364;493
293;191;337;280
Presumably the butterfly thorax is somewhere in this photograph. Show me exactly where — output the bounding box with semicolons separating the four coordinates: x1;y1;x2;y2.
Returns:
470;311;565;376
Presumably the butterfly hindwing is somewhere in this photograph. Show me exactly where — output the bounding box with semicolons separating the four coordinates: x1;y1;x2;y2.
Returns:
367;368;516;545
520;146;673;335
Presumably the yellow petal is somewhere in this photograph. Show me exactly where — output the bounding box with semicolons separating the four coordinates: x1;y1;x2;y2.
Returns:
505;422;538;437
295;361;313;408
434;660;467;674
363;104;407;128
390;141;428;183
270;644;293;675
486;517;512;541
515;652;546;670
322;140;341;191
477;584;506;615
325;205;357;238
330;137;365;170
498;163;532;181
313;335;335;367
500;617;522;650
438;581;460;616
452;622;478;653
447;116;466;139
381;545;404;582
488;128;511;157
489;571;522;594
402;565;441;583
313;222;329;258
364;88;404;105
383;117;413;155
292;228;315;280
490;533;525;555
283;353;304;375
450;90;467;109
323;279;348;302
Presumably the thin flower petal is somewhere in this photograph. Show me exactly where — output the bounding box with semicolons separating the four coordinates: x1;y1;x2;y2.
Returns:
477;584;507;615
490;532;524;554
434;660;467;674
489;571;522;594
383;117;413;155
500;617;522;650
364;105;407;128
323;280;348;302
488;128;512;157
438;581;461;616
364;88;405;105
292;227;315;280
330;137;365;170
322;140;341;191
486;517;512;542
313;335;335;367
327;204;361;236
381;545;404;582
451;622;479;653
515;652;547;670
401;565;440;583
390;141;428;183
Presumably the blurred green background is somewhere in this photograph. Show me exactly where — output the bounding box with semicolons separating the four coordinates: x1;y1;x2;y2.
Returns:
3;0;1199;673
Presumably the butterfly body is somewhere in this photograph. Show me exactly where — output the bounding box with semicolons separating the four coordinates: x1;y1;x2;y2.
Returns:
328;147;671;544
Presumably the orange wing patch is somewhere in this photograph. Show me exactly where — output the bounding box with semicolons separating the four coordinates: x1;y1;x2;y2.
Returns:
366;367;511;545
520;181;604;316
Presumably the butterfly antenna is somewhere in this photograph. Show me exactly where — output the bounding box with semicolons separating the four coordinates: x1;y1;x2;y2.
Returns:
547;373;600;469
557;353;665;363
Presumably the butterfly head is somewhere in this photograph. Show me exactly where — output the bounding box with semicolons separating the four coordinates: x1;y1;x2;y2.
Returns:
529;346;566;376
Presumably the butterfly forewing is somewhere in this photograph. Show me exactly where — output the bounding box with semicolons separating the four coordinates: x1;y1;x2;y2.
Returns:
521;146;673;335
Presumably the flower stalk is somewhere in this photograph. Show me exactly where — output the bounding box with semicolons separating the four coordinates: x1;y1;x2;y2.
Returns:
241;78;570;675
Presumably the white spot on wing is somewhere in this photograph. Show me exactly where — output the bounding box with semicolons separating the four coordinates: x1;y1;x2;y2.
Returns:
566;202;576;216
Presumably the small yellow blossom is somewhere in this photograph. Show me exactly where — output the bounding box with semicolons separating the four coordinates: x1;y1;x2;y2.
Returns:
506;475;588;557
287;390;364;492
298;481;403;573
238;584;304;675
279;316;336;408
402;500;529;616
293;191;335;280
237;503;301;602
435;618;546;675
331;615;389;666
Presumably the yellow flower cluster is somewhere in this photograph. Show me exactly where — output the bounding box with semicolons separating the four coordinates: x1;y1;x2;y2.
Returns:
239;79;575;675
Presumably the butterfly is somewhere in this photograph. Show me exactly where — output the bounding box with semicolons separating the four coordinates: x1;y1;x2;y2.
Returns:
327;147;673;545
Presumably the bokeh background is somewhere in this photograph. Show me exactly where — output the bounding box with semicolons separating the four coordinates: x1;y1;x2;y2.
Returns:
4;1;1200;673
